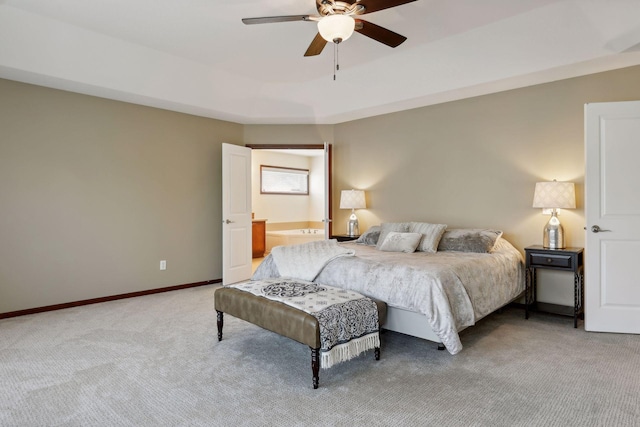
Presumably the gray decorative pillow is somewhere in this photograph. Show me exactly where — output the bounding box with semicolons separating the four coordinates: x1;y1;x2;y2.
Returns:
376;222;411;250
377;232;422;253
409;222;448;253
355;225;381;246
437;229;503;253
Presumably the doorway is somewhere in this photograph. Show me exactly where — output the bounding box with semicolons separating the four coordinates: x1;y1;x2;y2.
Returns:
246;144;332;274
247;143;333;243
222;143;332;284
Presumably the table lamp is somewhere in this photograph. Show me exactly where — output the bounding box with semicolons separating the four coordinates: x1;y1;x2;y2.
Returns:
339;189;366;236
532;180;576;249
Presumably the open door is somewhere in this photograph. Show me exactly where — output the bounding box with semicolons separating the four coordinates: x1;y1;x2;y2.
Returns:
222;143;252;285
323;142;332;238
585;101;640;333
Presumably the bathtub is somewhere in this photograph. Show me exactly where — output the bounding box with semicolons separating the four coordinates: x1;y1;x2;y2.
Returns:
265;229;325;254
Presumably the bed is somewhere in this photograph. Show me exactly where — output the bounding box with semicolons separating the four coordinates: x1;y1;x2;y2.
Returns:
251;224;525;354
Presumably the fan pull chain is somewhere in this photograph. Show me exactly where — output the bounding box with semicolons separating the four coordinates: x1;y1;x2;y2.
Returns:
333;43;339;81
333;40;341;81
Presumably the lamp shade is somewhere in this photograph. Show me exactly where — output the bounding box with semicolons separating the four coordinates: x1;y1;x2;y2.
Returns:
317;15;355;43
532;181;576;209
340;190;366;209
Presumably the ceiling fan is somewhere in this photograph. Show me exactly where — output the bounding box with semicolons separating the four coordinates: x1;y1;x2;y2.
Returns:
242;0;417;57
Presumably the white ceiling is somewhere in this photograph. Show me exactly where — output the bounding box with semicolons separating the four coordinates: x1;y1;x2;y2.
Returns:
1;0;640;124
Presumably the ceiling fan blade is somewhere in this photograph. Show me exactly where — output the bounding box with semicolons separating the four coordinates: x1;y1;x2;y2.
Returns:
242;15;312;25
357;0;417;14
354;19;407;48
304;33;328;56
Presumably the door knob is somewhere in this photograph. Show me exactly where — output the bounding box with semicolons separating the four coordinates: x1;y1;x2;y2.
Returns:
591;225;611;233
223;219;234;224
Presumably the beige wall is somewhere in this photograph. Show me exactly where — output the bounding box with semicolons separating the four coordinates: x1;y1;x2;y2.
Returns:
0;79;242;313
243;124;334;146
2;65;640;313
333;65;640;252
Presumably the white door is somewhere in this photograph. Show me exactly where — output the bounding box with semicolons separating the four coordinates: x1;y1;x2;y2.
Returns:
584;101;640;333
323;142;332;238
222;143;252;285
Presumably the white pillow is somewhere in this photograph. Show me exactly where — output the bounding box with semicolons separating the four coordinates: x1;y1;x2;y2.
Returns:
377;232;422;253
375;222;411;250
409;222;448;253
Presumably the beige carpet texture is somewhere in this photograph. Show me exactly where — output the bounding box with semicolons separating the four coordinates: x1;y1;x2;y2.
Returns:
1;284;639;426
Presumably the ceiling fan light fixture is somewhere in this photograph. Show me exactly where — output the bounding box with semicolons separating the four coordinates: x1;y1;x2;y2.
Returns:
317;14;355;43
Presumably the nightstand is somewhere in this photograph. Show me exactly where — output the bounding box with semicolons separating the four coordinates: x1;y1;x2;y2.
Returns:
524;245;584;328
332;234;360;242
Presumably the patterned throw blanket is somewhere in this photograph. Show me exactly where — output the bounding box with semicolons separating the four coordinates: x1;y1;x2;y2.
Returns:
230;278;380;369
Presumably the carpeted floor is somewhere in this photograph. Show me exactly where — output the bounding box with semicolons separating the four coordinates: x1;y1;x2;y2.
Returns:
1;284;638;426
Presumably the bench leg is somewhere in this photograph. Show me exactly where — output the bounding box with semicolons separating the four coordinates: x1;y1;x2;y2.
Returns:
216;311;224;341
310;347;320;389
375;347;380;360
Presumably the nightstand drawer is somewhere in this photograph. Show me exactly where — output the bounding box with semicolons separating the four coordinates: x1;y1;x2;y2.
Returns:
529;253;572;269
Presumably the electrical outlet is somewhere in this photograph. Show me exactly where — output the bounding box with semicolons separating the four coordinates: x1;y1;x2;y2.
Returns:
160;260;167;270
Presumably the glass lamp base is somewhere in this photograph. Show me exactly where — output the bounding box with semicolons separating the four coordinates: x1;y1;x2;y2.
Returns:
346;211;359;236
543;211;565;249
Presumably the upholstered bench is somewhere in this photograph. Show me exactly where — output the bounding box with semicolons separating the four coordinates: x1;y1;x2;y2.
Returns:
214;285;387;389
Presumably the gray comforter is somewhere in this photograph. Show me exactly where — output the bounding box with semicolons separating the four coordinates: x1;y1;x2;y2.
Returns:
252;239;525;354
